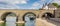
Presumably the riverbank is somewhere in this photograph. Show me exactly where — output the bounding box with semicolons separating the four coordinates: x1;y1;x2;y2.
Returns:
35;18;56;26
0;21;4;23
16;21;24;24
0;21;24;24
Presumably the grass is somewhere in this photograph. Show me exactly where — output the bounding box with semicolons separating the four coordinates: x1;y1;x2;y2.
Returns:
16;23;25;26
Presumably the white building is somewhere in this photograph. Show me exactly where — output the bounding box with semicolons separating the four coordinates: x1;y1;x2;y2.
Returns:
43;3;57;10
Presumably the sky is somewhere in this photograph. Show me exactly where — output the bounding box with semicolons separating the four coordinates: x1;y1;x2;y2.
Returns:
0;0;60;10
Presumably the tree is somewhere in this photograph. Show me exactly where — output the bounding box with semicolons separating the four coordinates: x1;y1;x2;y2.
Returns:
52;3;58;8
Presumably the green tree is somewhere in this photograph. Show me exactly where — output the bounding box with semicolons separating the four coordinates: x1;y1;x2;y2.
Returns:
52;3;58;8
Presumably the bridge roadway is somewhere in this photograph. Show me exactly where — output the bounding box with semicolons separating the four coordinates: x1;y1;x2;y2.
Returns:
47;18;60;26
35;18;60;26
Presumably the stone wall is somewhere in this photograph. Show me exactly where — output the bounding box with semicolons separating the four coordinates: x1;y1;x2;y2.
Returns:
55;10;60;18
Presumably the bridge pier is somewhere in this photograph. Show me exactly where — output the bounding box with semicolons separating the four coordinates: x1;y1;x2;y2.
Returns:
0;19;4;23
16;21;24;24
16;15;25;24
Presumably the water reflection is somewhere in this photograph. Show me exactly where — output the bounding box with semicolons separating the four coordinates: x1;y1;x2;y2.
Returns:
0;16;24;26
0;23;24;26
6;16;16;26
0;14;35;26
6;22;16;26
25;17;35;26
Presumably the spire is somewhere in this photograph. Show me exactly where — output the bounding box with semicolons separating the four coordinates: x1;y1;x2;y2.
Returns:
42;2;47;9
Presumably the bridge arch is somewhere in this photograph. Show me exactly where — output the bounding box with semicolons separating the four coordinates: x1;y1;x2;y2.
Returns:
42;12;54;19
1;12;18;22
23;12;36;21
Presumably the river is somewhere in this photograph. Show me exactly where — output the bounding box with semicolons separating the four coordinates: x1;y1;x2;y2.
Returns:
0;16;24;26
0;16;35;26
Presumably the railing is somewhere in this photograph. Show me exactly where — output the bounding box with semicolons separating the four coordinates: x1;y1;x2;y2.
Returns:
48;18;60;23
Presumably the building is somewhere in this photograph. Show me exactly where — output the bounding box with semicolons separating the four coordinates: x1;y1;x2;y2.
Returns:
43;3;57;10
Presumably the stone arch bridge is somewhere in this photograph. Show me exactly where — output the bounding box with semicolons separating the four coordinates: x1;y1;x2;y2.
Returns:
0;9;54;23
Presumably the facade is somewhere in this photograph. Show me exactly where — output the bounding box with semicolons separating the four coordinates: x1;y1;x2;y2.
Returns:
43;3;57;10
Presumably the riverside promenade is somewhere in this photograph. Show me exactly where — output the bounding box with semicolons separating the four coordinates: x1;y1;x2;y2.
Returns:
35;18;60;26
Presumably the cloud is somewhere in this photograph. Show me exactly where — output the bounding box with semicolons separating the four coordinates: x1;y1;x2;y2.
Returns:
40;0;46;2
0;0;29;9
0;0;29;4
29;2;43;9
0;4;20;9
0;2;20;9
32;2;40;7
30;0;52;9
30;2;40;9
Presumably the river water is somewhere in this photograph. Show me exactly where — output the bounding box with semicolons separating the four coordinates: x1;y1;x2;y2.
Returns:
0;16;35;26
0;17;24;26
